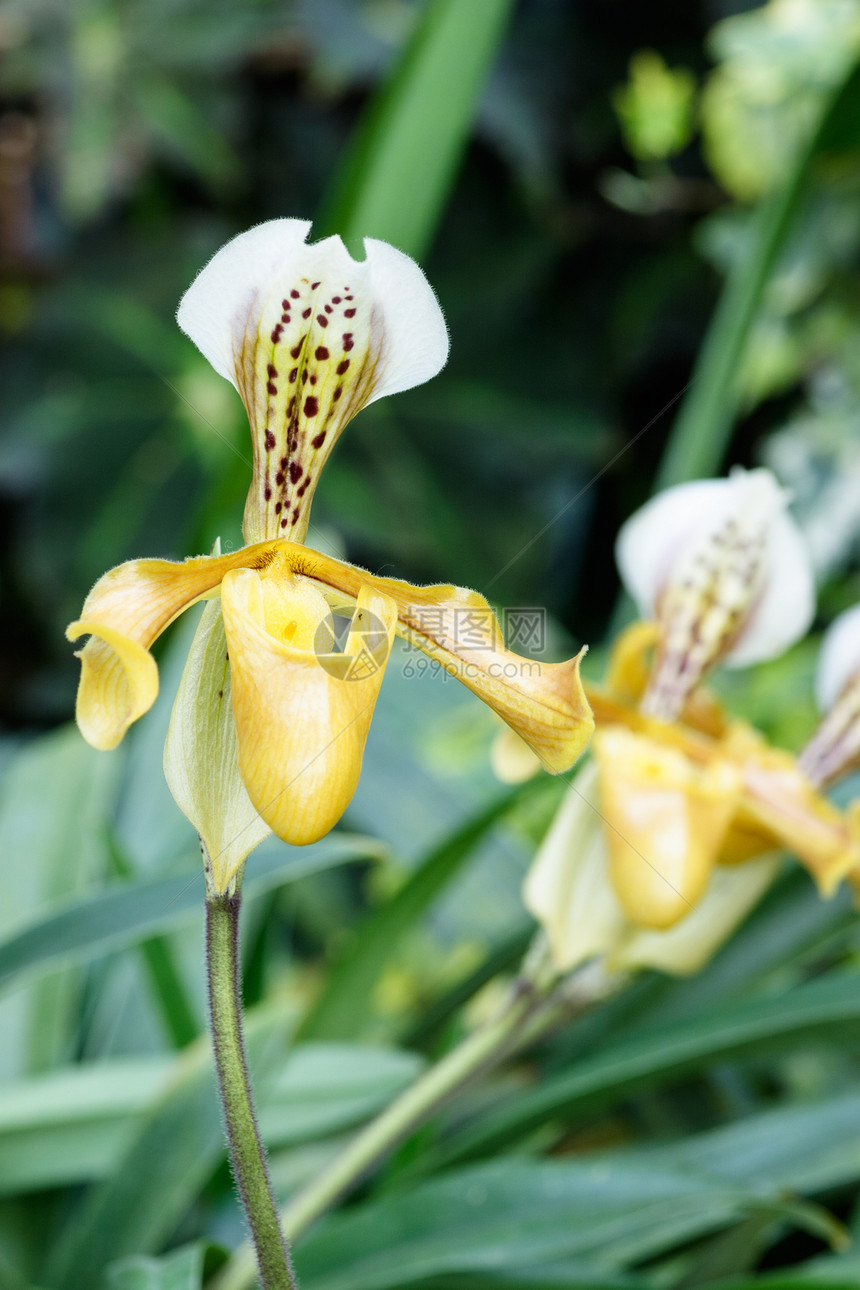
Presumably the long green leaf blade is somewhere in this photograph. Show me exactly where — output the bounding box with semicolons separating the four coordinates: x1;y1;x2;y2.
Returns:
0;834;382;992
318;0;516;257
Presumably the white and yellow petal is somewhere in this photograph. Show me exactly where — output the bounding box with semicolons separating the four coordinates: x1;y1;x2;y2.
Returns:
164;599;271;893
176;219;449;543
220;564;397;845
616;468;814;720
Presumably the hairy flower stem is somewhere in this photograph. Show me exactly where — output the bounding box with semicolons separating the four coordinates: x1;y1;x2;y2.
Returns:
213;956;619;1290
206;889;296;1290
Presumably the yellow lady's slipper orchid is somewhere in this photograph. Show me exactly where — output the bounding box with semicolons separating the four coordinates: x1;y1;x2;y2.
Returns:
524;467;856;977
68;221;594;888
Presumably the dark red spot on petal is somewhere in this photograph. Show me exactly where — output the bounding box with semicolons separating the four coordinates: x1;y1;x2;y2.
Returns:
264;485;272;500
304;396;319;417
311;281;320;289
290;343;302;358
287;397;296;416
311;429;326;448
332;296;341;304
289;368;298;383
289;461;303;483
333;386;342;401
310;374;317;385
324;304;333;314
264;430;276;450
315;346;329;361
290;289;300;299
275;501;282;513
302;370;308;384
275;471;285;485
281;517;288;528
344;308;356;318
266;380;277;395
342;333;354;351
292;507;300;523
302;307;311;319
271;325;283;342
336;358;350;375
267;363;277;378
317;314;329;328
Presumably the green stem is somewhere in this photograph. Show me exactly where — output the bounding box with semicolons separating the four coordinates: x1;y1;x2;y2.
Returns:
213;956;618;1290
206;891;296;1290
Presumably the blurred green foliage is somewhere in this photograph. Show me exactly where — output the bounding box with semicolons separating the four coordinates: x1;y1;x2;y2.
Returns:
1;1;860;1288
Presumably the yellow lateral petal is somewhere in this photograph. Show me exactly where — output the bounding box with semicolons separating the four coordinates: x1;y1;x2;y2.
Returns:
282;546;594;774
163;600;271;893
221;569;397;845
66;543;282;750
69;623;159;751
594;726;741;930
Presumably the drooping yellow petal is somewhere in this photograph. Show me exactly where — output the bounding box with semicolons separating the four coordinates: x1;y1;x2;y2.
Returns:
66;543;281;751
69;623;160;751
594;727;741;930
221;567;397;845
284;546;594;774
163;599;271;893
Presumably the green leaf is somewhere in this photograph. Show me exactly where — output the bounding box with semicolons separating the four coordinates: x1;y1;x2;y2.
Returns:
0;833;382;993
0;727;121;1079
105;1242;205;1290
298;787;533;1042
0;1043;420;1197
0;1057;170;1197
429;970;860;1168
656;56;860;488
293;1093;860;1290
318;0;516;258
42;1006;287;1289
260;1044;424;1149
105;833;199;1050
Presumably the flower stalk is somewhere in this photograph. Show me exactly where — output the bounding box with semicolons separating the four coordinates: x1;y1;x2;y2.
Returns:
212;952;620;1290
205;868;296;1290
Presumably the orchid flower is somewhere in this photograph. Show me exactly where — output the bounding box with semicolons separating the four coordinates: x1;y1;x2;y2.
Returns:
67;220;593;890
523;469;860;977
799;602;860;789
616;467;815;721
